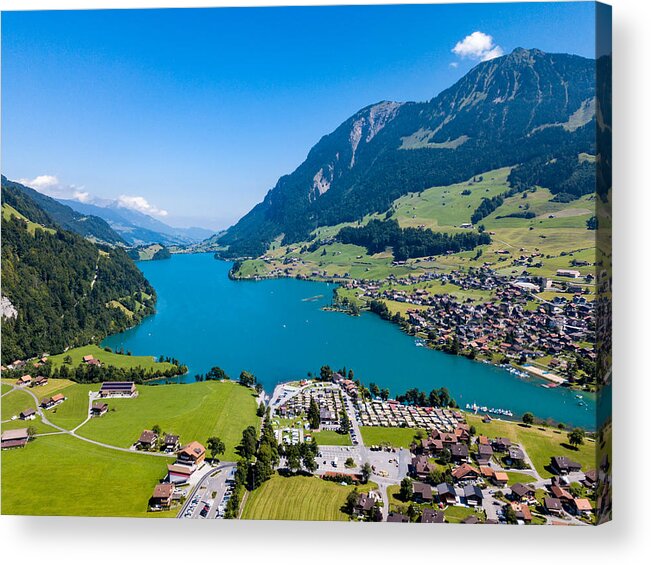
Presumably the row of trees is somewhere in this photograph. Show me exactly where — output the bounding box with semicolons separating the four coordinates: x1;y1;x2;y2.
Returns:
337;219;491;261
395;386;457;409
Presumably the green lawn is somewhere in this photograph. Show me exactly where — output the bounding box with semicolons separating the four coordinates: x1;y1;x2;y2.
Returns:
311;430;352;446
1;383;13;395
77;381;260;460
506;471;538;486
360;426;424;449
48;344;176;372
467;415;597;478
41;383;96;430
1;433;174;517
241;474;368;521
444;505;485;524
1;389;35;419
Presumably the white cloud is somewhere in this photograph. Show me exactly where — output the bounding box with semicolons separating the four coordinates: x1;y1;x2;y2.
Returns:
19;174;91;203
117;195;168;217
449;61;459;69
452;31;504;62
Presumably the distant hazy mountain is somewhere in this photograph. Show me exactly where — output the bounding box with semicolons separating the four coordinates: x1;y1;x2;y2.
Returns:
219;48;597;257
1;176;125;245
60;199;215;246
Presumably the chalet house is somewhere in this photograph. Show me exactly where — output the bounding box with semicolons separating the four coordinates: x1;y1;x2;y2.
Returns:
164;434;180;452
386;512;409;523
582;470;597;488
544;497;564;516
91;403;108;417
353;492;376;517
16;375;32;386
492;471;509;488
510;483;536;502
20;408;36;420
476;444;494;465
167;463;195;484
510;502;533;524
99;381;137;398
452;463;480;482
450;443;469;463
410;455;434;479
150;483;174;510
549;484;573;502
1;428;30;449
493;437;512;452
177;441;206;466
572;498;593;517
32;376;48;387
551;456;582;475
40;393;65;410
138;430;158;450
420;436;444;455
507;446;526;465
83;355;101;367
412;482;433;503
436;483;458;505
464;485;483;506
420;508;445;523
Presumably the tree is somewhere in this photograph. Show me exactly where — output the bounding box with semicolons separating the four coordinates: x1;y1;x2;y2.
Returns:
206;436;225;462
238;426;258;460
255;382;263;394
345;457;355;468
568;428;586;449
522;412;535;427
339;409;351;435
239;370;255;387
319;365;333;381
399;477;413;502
286;446;301;474
63;355;73;365
380;388;390;401
307;398;321;430
256;403;266;417
344;488;359;514
369;382;380;398
152;424;161;436
303;450;318;474
206;365;228;380
439;448;451;465
504;503;518;524
360;462;372;484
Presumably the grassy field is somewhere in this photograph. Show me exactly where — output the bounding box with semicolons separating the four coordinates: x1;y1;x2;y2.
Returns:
241;474;370;521
360;426;425;449
1;433;174;517
2;203;56;235
42;383;97;430
506;471;538;486
467;415;597;478
444;504;485;523
1;388;35;419
311;429;352;446
77;381;260;460
48;344;176;372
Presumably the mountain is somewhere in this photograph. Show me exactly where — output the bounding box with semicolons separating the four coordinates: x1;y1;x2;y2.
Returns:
1;176;126;245
219;48;597;257
1;182;156;363
60;199;215;246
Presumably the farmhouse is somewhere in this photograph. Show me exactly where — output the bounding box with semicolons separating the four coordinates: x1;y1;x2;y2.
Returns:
1;428;30;449
137;430;158;450
550;456;582;475
83;354;101;366
150;483;174;510
177;441;206;466
99;381;137;398
556;269;581;278
510;483;536;502
164;434;180;452
90;402;108;417
492;471;509;487
20;408;36;420
15;375;32;386
452;463;480;481
510;502;533;523
420;508;445;523
353;492;376;517
40;394;65;409
32;376;48;387
544;497;564;516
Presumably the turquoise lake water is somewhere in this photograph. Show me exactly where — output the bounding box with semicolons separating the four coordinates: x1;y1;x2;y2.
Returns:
102;253;596;429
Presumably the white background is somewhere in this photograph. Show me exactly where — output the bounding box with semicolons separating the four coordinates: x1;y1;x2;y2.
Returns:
0;0;649;563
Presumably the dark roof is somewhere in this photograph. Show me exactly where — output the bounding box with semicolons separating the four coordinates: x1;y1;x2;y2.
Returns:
91;402;108;410
544;497;563;511
152;483;174;499
510;483;535;497
450;444;469;457
164;434;179;444
20;408;36;417
461;515;480;524
387;512;409;523
100;381;135;391
437;482;456;496
420;508;444;523
551;456;582;471
412;482;433;499
463;485;483;499
139;430;158;443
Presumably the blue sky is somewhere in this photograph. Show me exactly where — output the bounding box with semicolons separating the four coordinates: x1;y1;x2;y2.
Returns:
2;2;597;230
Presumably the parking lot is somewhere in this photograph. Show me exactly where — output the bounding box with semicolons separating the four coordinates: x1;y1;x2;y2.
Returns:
179;465;237;519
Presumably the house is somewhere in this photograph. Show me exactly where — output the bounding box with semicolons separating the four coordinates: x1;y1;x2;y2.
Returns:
420;508;445;523
319;408;337;425
32;376;48;387
510;483;536;502
16;375;32;386
150;483;174;510
82;355;101;366
353;492;376;517
463;485;483;506
582;469;597;488
90;402;108;417
572;498;593;516
556;269;581;278
510;502;533;523
99;381;137;398
40;393;65;409
164;434;180;452
479;465;494;479
412;482;433;503
137;430;158;450
177;441;206;466
476;444;494;465
507;446;526;465
386;512;409;523
492;471;509;488
1;428;30;449
492;437;512;452
450;443;469;463
436;483;458;505
410;455;434;478
167;463;195;484
551;456;582;475
19;408;36;420
461;515;480;524
549;484;573;502
452;463;480;482
544;497;564;516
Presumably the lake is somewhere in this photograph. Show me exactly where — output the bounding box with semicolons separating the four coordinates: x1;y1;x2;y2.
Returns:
103;253;596;429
